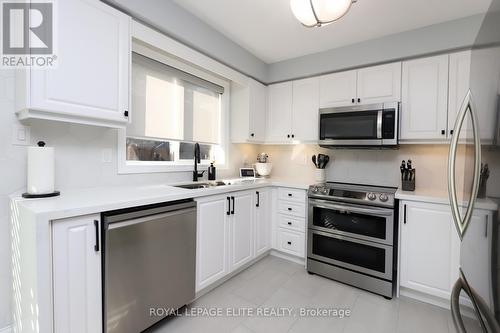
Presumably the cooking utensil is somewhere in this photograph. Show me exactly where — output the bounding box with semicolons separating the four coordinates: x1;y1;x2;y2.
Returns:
312;155;318;168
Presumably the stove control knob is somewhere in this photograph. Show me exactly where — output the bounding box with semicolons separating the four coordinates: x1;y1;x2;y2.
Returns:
321;188;329;195
379;194;389;202
311;186;319;193
367;192;377;201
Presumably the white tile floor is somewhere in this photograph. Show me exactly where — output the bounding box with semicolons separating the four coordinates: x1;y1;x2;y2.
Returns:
149;255;470;333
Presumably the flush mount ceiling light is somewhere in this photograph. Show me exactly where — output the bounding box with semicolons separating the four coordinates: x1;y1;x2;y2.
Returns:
290;0;357;27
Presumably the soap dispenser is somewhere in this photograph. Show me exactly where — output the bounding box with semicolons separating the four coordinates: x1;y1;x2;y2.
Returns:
208;162;216;180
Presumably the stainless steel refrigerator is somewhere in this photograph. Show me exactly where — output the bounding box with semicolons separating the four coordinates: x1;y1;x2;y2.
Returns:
448;1;500;331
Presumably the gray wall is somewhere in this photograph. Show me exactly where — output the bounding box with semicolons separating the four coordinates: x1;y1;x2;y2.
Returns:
267;14;486;83
105;0;269;83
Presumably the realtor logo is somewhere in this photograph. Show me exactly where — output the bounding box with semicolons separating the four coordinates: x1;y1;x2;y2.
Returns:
1;1;56;67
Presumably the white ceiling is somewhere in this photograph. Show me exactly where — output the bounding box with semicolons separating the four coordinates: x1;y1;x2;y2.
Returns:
172;0;491;64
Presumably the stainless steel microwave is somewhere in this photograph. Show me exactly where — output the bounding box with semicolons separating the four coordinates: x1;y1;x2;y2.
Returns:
318;102;399;148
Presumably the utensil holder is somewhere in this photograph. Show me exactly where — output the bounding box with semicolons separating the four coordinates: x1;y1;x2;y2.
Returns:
478;175;487;198
315;169;326;183
402;169;416;191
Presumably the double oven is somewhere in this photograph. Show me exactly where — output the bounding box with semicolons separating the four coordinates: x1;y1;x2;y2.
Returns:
307;183;398;298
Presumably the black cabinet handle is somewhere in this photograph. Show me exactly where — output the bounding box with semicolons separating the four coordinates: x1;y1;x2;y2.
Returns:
291;134;295;138
287;241;292;245
231;196;235;215
124;110;129;118
357;98;361;103
450;130;454;135
403;204;407;224
227;197;231;215
288;193;292;197
352;98;355;103
94;220;100;252
287;134;290;138
251;133;255;137
287;222;292;225
288;207;292;211
441;129;446;135
256;191;260;207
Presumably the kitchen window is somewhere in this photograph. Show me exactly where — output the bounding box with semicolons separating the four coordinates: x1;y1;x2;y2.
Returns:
118;43;229;173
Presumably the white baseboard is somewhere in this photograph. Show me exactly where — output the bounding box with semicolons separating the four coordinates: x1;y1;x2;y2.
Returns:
269;250;305;266
0;325;12;333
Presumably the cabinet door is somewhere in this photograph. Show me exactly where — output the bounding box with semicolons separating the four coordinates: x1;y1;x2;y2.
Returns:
448;51;471;138
357;63;401;105
52;214;102;333
319;70;357;108
400;55;449;140
230;191;254;271
30;0;130;125
267;82;293;142
196;196;229;291
400;202;460;299
255;189;272;257
292;77;319;141
249;80;268;142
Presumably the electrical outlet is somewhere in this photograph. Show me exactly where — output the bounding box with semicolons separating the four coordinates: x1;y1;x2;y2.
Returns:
12;125;31;146
102;148;112;163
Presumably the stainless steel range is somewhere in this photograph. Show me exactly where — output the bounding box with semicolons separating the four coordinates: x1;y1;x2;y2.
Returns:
307;182;398;298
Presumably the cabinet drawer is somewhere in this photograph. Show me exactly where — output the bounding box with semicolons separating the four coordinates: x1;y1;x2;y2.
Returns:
278;214;306;232
277;229;305;258
278;201;306;218
278;188;306;203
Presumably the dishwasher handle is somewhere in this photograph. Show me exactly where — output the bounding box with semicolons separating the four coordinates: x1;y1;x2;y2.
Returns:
107;207;196;230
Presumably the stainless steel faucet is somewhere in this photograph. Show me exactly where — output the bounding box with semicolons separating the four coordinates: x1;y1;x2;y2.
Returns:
193;143;205;181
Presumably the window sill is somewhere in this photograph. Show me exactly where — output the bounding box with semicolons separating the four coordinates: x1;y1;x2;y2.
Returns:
117;161;227;175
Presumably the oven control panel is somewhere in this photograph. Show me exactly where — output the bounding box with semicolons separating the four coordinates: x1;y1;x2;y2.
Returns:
308;183;396;208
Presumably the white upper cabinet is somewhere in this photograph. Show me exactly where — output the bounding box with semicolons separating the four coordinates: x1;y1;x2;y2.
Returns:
448;51;471;138
17;0;131;128
319;63;401;108
357;63;401;105
292;77;320;141
231;79;268;143
319;70;357;108
400;55;449;141
267;82;293;142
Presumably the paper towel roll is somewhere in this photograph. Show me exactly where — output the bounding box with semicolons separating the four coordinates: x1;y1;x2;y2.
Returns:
27;143;55;195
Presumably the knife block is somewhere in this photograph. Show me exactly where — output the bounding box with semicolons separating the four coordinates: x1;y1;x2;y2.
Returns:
402;169;416;191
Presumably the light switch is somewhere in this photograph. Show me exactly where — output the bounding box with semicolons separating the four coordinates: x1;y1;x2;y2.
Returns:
12;125;31;146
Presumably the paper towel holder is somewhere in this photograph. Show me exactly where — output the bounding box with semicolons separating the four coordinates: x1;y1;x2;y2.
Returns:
23;141;61;199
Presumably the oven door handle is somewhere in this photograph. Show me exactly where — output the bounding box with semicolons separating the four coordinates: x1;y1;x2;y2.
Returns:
377;110;383;139
309;200;393;217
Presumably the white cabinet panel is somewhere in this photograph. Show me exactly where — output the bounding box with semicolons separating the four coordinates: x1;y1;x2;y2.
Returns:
400;201;461;300
196;196;229;291
230;191;255;271
52;214;102;333
255;189;272;257
20;0;131;127
292;77;319;141
267;82;293;142
357;63;401;105
277;228;305;258
400;55;449;140
319;70;357;108
249;80;268;142
448;51;472;138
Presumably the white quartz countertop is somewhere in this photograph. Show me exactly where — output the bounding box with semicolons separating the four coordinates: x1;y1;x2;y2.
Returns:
10;178;310;221
396;188;498;211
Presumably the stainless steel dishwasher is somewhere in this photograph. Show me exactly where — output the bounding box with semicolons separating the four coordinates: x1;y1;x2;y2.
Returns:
102;199;197;333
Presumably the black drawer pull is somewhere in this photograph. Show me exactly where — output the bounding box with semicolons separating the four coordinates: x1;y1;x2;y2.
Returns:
287;241;292;245
94;220;100;252
231;196;235;215
256;191;260;207
287;222;292;225
288;207;292;211
288;193;292;197
227;197;231;215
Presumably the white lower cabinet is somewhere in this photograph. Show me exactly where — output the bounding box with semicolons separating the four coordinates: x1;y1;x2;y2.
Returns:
195;195;230;291
230;191;255;271
52;214;102;333
277;229;305;258
195;188;272;292
399;200;490;301
255;188;272;256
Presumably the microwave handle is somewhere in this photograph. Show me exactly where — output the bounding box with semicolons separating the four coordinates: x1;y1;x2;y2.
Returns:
377;110;383;139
